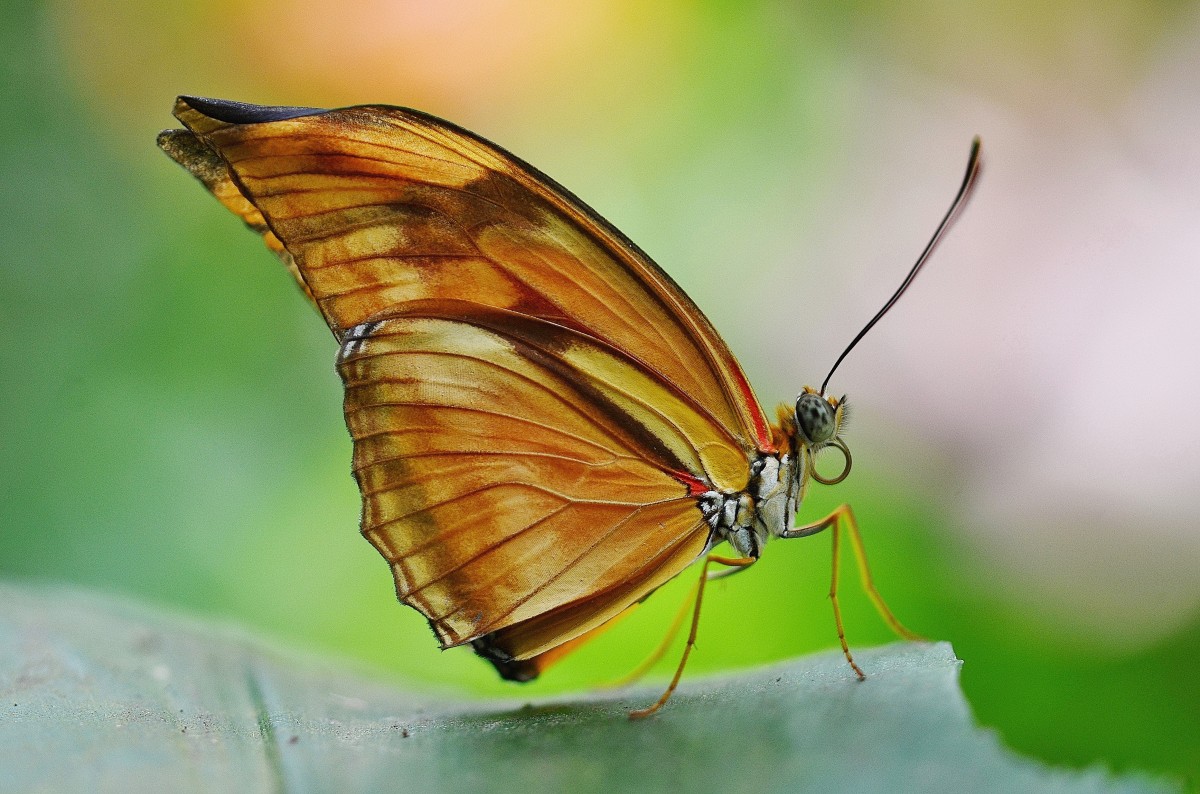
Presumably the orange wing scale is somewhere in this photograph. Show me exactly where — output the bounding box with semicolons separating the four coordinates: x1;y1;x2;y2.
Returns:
159;96;775;675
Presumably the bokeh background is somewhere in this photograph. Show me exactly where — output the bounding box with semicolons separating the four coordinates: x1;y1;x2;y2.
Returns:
3;0;1197;783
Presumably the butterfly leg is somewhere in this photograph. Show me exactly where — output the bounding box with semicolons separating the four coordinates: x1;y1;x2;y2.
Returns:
605;579;698;690
608;555;757;690
782;503;922;680
628;554;755;720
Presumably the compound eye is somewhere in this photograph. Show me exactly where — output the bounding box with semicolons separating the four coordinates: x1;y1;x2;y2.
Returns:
795;393;836;444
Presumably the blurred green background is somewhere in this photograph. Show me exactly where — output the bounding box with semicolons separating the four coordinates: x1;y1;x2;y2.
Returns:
3;0;1197;784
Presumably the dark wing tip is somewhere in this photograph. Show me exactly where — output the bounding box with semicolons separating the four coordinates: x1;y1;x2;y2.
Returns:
469;636;540;682
175;95;328;125
155;127;187;152
155;126;229;188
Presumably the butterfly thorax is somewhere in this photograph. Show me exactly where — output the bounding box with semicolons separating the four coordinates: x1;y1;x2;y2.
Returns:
698;450;800;559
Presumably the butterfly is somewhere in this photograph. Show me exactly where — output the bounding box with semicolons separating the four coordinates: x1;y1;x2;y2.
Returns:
159;96;980;717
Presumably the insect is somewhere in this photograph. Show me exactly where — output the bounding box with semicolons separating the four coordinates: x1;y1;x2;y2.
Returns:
159;97;981;717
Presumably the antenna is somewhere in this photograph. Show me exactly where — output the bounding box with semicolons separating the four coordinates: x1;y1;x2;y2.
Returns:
820;137;982;395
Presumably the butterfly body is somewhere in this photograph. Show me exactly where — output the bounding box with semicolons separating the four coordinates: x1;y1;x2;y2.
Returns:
699;450;796;559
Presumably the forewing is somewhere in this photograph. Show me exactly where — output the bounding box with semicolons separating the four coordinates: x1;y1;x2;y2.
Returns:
159;96;774;457
339;302;722;650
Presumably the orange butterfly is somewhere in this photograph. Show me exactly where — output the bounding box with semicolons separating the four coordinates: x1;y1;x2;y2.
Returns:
159;97;980;717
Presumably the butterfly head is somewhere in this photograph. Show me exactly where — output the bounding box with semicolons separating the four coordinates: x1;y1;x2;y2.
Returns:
793;386;851;486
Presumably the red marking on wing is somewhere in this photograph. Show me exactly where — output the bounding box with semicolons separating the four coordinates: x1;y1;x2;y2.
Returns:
671;470;711;498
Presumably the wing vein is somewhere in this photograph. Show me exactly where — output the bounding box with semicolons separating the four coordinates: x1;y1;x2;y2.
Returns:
348;406;628;460
353;448;640;475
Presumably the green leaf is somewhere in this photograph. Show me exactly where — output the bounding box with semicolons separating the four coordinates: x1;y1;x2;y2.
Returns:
0;582;1177;793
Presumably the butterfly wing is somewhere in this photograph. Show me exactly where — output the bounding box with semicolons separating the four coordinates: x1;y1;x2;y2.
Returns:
159;96;774;674
339;301;717;673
